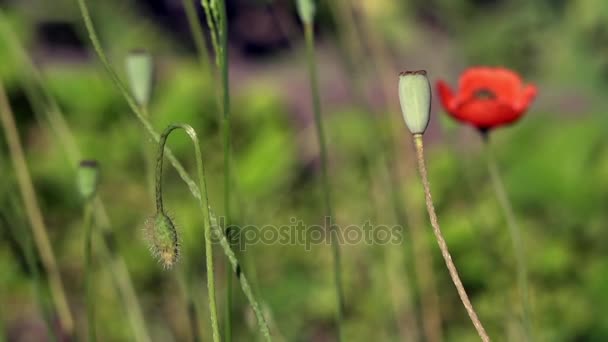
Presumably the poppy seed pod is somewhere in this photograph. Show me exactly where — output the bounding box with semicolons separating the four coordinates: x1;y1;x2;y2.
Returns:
125;50;154;107
399;70;432;135
296;0;315;23
77;160;99;200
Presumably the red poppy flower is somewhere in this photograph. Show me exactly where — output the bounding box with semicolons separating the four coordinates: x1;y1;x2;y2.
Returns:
437;67;537;130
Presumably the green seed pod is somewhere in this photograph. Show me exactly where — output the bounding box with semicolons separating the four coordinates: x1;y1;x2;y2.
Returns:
145;212;179;269
398;70;431;135
125;50;154;107
77;160;99;200
296;0;315;23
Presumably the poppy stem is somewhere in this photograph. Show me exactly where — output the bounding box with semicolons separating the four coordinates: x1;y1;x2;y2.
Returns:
413;134;490;342
482;135;531;340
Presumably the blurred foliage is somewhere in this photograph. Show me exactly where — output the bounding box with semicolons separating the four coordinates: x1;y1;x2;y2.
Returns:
1;0;608;341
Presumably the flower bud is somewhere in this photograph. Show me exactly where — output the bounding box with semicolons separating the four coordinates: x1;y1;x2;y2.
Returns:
77;160;99;200
398;70;431;135
145;213;179;269
296;0;315;23
125;50;154;107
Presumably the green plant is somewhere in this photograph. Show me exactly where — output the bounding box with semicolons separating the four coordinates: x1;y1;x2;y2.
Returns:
150;124;220;341
0;14;151;342
399;71;490;341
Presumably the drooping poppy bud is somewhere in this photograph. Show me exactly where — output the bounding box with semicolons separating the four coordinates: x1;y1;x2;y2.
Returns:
398;70;432;135
125;50;154;107
145;212;180;269
296;0;315;23
77;160;100;200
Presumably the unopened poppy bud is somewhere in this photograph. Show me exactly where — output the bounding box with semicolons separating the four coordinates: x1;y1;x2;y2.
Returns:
145;213;179;269
296;0;315;23
398;70;431;135
125;50;154;107
77;160;99;200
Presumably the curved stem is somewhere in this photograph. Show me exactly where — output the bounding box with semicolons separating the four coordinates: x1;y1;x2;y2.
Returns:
413;134;490;342
482;135;530;340
75;3;270;339
83;201;96;342
156;124;221;342
304;20;344;341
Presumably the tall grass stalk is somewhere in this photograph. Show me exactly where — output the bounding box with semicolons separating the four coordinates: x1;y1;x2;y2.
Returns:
301;15;344;341
82;200;96;341
198;1;235;339
0;15;152;342
76;1;270;339
483;135;531;340
156;124;221;342
413;134;490;341
0;81;74;336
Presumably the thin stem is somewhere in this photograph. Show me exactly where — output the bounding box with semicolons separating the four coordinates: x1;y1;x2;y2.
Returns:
182;0;212;72
156;124;221;342
83;201;96;342
303;20;344;341
0;81;74;336
413;134;490;342
74;2;270;339
483;135;531;340
141;105;156;197
215;1;234;339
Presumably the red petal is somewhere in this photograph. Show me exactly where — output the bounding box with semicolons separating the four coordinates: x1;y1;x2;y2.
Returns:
459;67;523;104
515;84;537;112
451;99;521;129
437;80;456;111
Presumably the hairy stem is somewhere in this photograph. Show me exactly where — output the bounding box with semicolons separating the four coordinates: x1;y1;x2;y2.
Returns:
83;201;96;342
303;20;344;341
0;81;74;336
483;135;531;340
156;124;221;342
413;134;490;342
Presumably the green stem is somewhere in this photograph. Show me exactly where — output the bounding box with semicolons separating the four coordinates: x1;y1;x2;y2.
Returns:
482;135;531;340
214;0;233;340
0;80;74;336
413;134;490;342
156;124;221;342
83;201;96;342
303;21;344;341
75;2;270;339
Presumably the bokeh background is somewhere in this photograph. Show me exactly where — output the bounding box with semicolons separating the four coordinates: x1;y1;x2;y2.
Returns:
2;0;608;341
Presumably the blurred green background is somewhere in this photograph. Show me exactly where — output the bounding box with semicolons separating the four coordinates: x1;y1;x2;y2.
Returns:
1;0;608;341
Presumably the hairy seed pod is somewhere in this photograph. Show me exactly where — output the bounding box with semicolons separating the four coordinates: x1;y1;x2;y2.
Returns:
145;212;179;269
